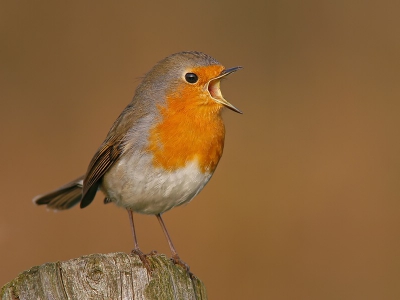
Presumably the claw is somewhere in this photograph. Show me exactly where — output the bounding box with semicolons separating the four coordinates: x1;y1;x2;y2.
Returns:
131;248;152;272
147;250;158;255
171;254;191;273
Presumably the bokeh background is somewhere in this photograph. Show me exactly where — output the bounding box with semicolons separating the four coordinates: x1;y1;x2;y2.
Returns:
1;1;400;299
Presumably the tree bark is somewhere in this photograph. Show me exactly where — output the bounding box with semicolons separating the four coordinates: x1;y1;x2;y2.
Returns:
0;252;207;300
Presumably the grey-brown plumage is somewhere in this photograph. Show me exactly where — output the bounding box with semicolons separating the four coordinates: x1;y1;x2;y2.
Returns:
34;51;227;211
34;175;84;210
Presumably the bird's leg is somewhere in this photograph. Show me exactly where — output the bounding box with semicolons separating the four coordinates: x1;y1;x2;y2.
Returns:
156;214;190;272
127;209;152;270
127;209;140;250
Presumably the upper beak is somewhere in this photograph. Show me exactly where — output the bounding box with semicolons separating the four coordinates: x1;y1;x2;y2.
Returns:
207;66;243;114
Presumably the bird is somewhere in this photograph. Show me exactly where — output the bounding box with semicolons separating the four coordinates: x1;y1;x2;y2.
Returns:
33;51;242;271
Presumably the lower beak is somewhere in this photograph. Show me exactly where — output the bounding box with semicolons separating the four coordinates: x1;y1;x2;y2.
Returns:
207;66;243;114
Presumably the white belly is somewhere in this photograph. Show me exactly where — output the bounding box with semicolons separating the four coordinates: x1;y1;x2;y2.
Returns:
102;152;212;214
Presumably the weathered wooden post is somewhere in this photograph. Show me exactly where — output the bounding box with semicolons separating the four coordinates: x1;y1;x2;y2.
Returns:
1;252;207;300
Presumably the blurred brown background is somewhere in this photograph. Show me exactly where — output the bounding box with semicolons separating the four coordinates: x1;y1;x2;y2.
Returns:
1;1;400;299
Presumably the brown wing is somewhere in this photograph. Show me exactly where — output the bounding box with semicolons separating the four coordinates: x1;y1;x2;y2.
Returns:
80;104;135;208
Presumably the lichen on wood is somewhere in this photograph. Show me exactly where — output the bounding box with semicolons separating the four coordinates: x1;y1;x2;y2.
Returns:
1;252;207;300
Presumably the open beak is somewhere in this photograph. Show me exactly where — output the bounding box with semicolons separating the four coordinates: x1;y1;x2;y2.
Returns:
207;66;243;114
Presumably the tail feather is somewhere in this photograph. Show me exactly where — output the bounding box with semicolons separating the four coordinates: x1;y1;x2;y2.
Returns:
33;175;85;210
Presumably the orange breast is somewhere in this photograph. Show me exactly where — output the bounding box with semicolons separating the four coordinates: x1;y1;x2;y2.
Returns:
147;82;225;173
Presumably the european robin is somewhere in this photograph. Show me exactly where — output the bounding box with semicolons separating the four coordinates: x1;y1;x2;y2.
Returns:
33;51;242;270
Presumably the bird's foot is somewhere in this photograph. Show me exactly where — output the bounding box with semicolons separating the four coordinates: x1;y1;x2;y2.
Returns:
131;248;152;272
171;254;191;273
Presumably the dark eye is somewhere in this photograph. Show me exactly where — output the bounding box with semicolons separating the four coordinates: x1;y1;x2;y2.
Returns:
185;73;198;83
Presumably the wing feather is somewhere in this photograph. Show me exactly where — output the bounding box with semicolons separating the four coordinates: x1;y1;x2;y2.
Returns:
80;104;136;207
